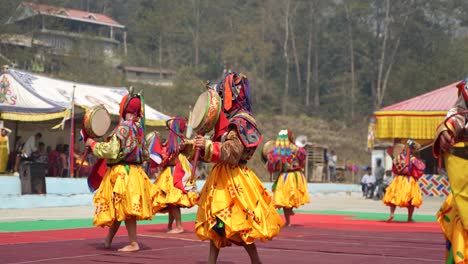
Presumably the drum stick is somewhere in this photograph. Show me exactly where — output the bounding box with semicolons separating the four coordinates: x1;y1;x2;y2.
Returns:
189;133;204;184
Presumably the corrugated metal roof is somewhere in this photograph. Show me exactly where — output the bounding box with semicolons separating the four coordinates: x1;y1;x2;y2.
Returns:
378;82;459;112
22;2;124;28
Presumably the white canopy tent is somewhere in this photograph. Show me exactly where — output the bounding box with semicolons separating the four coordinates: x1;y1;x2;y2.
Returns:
6;68;170;126
0;68;170;177
0;69;68;121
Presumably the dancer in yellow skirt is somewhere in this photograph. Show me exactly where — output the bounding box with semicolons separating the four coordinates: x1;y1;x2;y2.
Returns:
149;117;198;233
266;129;310;227
383;139;425;222
188;72;283;264
433;78;468;264
85;92;153;252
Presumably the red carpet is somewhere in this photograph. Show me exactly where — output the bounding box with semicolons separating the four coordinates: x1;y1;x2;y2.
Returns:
0;214;444;264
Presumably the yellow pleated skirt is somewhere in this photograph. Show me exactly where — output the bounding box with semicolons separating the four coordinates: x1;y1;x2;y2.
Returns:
93;164;153;227
438;193;468;263
152;166;198;214
438;152;468;263
272;171;310;209
382;175;422;208
195;164;284;248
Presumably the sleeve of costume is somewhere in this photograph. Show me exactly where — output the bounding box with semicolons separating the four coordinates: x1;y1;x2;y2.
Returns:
296;147;307;167
433;95;467;156
203;129;244;165
91;134;121;160
409;157;425;178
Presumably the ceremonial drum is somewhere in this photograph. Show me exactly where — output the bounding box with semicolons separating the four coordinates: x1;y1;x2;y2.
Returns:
189;89;222;135
83;105;111;138
261;140;275;163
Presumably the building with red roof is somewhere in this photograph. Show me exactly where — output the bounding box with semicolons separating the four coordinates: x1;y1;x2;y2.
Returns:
3;1;126;65
370;81;459;179
373;81;459;141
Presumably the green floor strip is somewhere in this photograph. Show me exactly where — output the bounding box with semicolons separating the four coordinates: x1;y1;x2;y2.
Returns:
0;213;197;232
0;210;436;232
296;210;437;222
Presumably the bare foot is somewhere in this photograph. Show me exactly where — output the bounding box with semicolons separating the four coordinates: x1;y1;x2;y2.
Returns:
386;215;394;223
103;237;112;249
167;227;184;234
118;243;140;252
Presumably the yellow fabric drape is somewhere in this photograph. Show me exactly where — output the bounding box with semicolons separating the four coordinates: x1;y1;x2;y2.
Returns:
152;155;198;214
437;150;468;263
0;110;69;122
272;171;310;209
93;164;153;227
382;175;423;208
195;164;283;248
375;111;446;140
0;135;8;172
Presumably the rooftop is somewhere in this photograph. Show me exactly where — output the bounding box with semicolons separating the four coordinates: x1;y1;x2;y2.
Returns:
13;2;124;29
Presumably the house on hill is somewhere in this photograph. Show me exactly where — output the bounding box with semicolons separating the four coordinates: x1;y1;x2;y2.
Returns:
118;65;175;87
2;2;126;68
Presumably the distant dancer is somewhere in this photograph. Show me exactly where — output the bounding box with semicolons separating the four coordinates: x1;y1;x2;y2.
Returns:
266;129;310;227
383;139;425;222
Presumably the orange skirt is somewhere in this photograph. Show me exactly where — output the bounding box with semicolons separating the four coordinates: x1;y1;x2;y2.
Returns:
195;164;284;248
272;171;310;209
152;166;198;214
382;175;422;208
93;164;153;227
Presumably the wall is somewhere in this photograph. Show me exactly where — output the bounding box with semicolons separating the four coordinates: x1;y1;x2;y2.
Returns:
0;176;361;209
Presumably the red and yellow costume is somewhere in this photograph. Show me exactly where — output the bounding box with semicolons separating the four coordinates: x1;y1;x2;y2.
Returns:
192;72;283;248
267;130;310;209
383;141;425;208
434;79;468;264
88;95;153;227
150;118;198;214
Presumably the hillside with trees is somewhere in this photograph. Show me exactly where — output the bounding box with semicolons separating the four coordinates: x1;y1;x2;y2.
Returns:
2;0;468;176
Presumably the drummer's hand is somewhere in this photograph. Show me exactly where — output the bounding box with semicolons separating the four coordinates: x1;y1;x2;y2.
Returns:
180;139;190;151
86;138;95;147
439;130;455;153
194;135;206;150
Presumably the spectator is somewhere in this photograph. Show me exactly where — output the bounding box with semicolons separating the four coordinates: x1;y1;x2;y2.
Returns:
31;142;48;164
382;170;393;194
22;133;42;158
373;159;386;198
9;136;22;173
14;133;41;176
0;121;12;173
60;144;69;177
360;167;371;197
366;172;377;198
328;150;337;182
361;167;376;198
47;144;63;176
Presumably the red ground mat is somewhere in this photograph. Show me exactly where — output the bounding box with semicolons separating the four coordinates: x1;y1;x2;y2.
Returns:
0;214;444;264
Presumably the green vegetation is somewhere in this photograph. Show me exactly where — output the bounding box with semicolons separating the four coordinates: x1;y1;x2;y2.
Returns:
3;0;468;172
